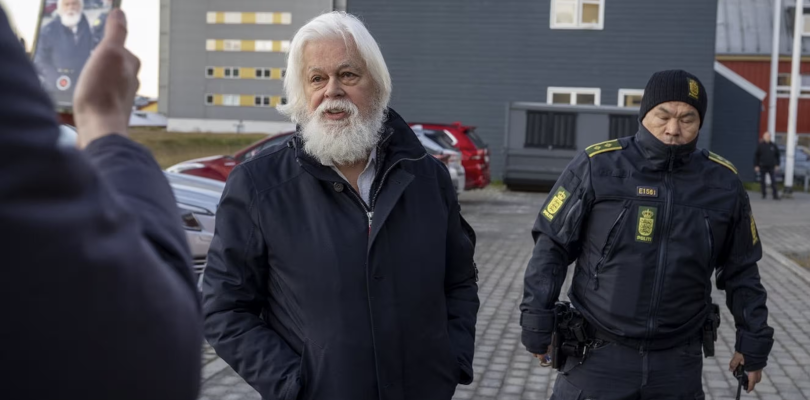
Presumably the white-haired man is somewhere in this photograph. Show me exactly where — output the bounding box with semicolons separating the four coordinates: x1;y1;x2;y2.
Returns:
202;11;480;400
34;0;94;96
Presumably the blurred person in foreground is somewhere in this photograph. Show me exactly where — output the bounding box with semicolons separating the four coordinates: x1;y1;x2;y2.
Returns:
34;0;95;93
202;11;479;400
0;7;201;399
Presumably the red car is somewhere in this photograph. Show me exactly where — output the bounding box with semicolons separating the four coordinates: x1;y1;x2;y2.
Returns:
409;122;490;189
167;132;295;181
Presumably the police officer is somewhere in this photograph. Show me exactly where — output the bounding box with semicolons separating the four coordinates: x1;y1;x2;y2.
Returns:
33;0;94;98
520;70;774;399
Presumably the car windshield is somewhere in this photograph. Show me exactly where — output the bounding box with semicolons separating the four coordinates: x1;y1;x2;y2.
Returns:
421;129;456;150
464;128;487;149
239;135;291;162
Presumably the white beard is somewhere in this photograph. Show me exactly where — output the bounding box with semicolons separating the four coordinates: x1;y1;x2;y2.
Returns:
60;12;82;29
300;98;385;166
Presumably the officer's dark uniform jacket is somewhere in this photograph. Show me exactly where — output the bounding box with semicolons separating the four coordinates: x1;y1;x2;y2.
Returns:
520;126;774;370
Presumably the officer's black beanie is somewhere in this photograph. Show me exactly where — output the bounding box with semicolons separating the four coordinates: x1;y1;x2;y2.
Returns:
639;70;708;128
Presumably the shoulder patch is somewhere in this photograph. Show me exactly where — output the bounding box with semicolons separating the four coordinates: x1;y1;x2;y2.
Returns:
585;140;623;158
707;151;738;174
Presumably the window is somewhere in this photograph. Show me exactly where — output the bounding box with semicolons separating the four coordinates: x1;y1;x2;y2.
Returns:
804;13;810;36
264;69;271;78
206;67;214;77
548;87;601;105
224;12;242;24
422;129;456;150
281;69;287;78
232;68;240;78
223;95;240;106
609;115;638;139
255;68;264;78
551;0;604;30
464;128;488;149
255;12;293;24
281;97;288;105
524;111;577;150
776;73;810;98
223;40;241;51
618;89;644;107
255;96;262;106
205;94;214;105
224;68;231;77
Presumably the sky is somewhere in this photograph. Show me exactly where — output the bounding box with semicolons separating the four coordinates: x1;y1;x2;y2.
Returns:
3;0;160;98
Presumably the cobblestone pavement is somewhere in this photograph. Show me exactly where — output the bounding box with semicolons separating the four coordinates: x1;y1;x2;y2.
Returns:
198;188;810;400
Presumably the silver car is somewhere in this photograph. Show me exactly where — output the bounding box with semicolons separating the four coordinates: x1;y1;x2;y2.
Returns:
59;125;224;288
412;127;466;195
163;172;224;288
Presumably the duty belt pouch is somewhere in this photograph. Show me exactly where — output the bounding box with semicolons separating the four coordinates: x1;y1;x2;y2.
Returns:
551;301;589;371
550;302;568;371
702;303;721;358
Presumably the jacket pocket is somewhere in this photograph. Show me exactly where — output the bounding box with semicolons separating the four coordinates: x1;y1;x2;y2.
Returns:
297;339;326;400
592;201;631;290
551;375;583;400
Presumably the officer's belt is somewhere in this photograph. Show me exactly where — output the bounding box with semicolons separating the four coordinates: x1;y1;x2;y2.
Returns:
585;324;702;352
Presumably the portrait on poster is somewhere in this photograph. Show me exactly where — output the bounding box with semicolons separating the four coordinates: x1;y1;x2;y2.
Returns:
32;0;117;106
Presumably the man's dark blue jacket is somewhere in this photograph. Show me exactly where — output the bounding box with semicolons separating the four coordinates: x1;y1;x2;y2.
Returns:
202;109;480;400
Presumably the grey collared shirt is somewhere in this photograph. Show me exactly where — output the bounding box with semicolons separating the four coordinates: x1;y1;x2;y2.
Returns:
329;151;377;206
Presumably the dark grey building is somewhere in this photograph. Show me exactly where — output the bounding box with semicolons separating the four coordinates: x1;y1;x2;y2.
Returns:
712;62;767;183
347;0;720;178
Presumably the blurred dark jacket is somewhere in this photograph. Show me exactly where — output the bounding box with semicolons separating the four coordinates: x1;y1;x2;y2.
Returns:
0;8;202;399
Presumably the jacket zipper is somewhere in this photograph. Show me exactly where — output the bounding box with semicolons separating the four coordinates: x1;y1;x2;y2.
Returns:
593;204;629;290
703;212;714;267
643;153;675;352
338;150;427;398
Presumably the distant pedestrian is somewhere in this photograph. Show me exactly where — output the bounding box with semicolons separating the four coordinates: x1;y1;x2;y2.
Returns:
755;132;781;200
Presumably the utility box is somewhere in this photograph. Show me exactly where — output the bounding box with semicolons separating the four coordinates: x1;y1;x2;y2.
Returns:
503;103;638;189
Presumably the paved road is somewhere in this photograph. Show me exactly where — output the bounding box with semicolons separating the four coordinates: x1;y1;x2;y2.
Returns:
198;188;810;400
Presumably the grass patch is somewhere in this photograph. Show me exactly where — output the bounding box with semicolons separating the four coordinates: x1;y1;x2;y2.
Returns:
129;127;268;169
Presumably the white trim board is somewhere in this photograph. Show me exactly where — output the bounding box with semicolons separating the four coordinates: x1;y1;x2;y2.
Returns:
167;118;295;134
714;61;767;101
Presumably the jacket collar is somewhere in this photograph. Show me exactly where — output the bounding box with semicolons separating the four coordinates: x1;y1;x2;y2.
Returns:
292;107;427;181
634;123;699;171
